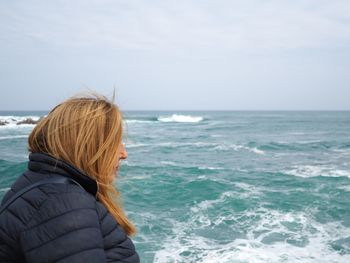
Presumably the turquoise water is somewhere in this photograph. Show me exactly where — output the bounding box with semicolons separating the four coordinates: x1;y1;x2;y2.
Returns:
1;111;350;263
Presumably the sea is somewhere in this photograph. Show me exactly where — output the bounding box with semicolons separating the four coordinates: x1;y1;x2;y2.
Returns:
0;111;350;263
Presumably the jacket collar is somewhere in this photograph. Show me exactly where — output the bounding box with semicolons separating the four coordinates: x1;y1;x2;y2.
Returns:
28;152;98;197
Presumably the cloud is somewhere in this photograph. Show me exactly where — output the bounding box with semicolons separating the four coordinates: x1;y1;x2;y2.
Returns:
1;0;350;52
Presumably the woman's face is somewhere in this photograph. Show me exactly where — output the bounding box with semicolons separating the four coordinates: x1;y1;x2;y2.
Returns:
114;143;128;178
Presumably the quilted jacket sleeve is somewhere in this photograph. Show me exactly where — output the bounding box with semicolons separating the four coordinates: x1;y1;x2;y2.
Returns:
19;191;107;263
96;201;140;263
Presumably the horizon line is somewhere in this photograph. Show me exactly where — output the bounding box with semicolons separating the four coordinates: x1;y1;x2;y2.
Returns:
1;109;350;112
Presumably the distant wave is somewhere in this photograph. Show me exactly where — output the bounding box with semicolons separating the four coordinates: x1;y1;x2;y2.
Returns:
0;135;28;140
124;119;155;124
123;160;227;173
337;185;350;192
158;114;203;123
0;115;42;128
258;141;339;151
126;141;265;154
123;115;203;124
284;165;350;179
125;143;149;148
213;144;265;155
160;161;225;171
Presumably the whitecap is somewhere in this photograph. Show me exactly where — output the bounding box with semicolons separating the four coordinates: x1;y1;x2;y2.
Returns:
159;161;224;171
155;142;216;148
0;115;43;129
0;115;42;125
157;114;203;123
284;165;350;179
198;166;224;170
125;143;149;148
0;135;29;140
251;147;265;155
160;161;178;166
337;185;350;192
213;144;265;155
0;123;36;129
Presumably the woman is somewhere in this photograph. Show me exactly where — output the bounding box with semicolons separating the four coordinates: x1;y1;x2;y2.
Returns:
0;93;140;262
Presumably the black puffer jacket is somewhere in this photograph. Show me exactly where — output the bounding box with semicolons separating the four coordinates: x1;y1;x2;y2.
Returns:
0;152;140;263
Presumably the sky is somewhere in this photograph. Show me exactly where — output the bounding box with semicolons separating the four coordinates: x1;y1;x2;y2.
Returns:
0;0;349;110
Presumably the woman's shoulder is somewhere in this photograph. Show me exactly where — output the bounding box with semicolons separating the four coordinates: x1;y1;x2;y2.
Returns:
0;171;140;263
1;171;98;233
0;171;100;258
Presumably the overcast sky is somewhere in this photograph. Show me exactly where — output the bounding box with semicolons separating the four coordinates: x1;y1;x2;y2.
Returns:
0;0;349;110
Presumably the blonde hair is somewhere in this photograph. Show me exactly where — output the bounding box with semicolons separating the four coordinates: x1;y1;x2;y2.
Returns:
28;93;136;236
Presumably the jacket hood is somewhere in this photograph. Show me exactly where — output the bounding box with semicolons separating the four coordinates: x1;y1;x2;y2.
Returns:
28;152;98;197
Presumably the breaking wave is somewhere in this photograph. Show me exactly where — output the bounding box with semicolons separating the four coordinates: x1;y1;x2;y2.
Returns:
158;114;203;123
0;135;28;140
126;141;265;155
0;115;42;128
284;165;350;179
154;206;350;263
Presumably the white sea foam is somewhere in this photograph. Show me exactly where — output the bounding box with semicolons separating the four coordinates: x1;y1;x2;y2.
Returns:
0;135;29;140
126;143;149;148
333;149;350;156
154;207;350;263
160;161;178;166
284;165;350;179
0;123;36;129
337;185;350;192
198;166;224;171
233;182;264;197
190;187;261;215
0;115;42;128
0;116;41;123
213;144;265;155
160;161;225;172
210;134;224;138
124;119;155;124
158;114;203;123
251;147;265;155
156;142;217;148
125;141;265;156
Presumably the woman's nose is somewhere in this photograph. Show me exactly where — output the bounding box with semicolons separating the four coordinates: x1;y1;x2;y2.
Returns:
120;144;128;159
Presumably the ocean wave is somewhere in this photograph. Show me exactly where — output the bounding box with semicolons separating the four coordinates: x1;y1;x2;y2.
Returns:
124;119;156;124
190;186;261;214
333;148;350;155
259;141;338;151
154;207;350;263
213;144;265;155
159;161;225;171
123;115;203;124
198;166;225;171
337;185;350;192
126;142;217;149
160;161;178;166
284;165;350;179
122;161;228;177
126;141;265;155
125;143;149;148
0;115;43;128
0;135;28;140
158;114;203;123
